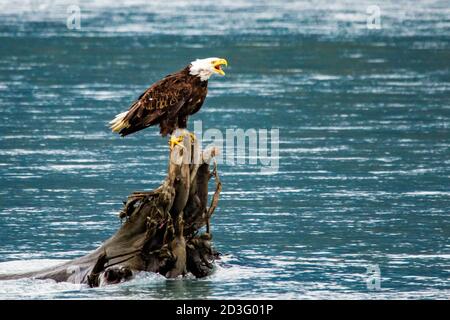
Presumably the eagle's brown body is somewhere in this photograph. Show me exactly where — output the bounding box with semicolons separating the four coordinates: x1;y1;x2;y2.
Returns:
112;65;208;137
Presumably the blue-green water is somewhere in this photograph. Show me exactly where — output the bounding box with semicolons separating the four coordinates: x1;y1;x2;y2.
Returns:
0;0;449;299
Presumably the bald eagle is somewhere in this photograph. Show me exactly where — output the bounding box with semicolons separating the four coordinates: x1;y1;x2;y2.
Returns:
109;57;228;146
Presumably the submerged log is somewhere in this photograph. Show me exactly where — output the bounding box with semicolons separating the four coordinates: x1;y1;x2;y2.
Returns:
0;130;222;286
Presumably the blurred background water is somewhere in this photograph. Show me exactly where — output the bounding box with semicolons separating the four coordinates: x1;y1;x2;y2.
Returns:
0;0;449;299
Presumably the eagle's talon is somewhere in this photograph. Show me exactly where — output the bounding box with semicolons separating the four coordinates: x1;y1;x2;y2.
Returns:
169;135;185;150
189;132;196;143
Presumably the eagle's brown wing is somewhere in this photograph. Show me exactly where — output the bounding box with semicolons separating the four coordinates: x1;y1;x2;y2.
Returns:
110;73;192;137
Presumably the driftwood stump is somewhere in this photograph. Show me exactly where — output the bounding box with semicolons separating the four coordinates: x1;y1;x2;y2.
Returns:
0;130;222;286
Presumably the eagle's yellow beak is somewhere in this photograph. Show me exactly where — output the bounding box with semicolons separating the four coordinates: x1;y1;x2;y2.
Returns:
212;58;228;76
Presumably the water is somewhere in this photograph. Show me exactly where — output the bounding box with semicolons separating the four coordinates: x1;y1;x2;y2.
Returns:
0;0;449;299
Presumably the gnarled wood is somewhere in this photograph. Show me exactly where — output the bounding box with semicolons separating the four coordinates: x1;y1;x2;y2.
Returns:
0;130;221;286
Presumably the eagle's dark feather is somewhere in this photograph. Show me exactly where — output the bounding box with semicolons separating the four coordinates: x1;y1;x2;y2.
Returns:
110;65;208;137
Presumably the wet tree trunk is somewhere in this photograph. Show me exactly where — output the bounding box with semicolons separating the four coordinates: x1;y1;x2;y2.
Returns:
0;131;222;286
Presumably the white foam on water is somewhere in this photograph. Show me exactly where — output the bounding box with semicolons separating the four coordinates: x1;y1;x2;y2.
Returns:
0;259;68;275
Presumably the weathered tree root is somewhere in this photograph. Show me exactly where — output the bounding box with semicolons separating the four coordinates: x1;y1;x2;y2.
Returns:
0;130;222;286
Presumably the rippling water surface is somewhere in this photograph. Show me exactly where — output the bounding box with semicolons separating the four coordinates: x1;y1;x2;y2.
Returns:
0;0;449;299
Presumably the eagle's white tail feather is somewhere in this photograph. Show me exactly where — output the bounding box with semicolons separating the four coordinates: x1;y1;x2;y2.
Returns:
109;111;129;133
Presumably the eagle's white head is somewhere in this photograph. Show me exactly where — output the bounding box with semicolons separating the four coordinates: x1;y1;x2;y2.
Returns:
189;57;228;81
